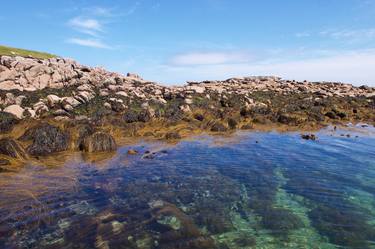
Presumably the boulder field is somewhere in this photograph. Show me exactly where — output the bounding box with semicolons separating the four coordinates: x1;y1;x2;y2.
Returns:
0;55;374;168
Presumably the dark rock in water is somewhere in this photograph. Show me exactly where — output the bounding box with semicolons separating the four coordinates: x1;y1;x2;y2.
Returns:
261;208;304;235
0;138;26;159
82;132;116;152
0;112;19;133
301;134;316;140
20;123;70;156
211;123;227;132
227;118;238;129
194;113;204;121
165;131;181;140
233;234;256;247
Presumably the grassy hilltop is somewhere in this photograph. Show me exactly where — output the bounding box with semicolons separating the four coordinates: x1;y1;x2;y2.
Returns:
0;45;55;59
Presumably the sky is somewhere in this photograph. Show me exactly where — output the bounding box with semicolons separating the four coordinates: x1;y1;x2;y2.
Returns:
1;0;375;86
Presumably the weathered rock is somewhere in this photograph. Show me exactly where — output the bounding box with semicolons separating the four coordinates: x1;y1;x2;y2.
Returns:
3;105;25;119
0;138;26;159
211;122;227;132
46;94;61;107
20;123;70;156
0;112;19;133
82;132;116;152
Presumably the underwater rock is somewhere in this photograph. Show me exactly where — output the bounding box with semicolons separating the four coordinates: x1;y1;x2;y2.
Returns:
19;123;70;156
309;205;375;248
82;132;117;152
0;111;18;133
260;208;304;236
0;138;26;159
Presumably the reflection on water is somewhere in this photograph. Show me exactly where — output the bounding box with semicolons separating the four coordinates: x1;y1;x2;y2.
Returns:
0;126;375;249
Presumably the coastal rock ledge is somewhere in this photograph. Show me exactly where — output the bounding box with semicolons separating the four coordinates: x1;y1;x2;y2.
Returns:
0;55;374;166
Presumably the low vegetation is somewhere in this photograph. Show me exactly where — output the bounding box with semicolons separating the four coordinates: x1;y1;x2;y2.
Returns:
0;45;56;59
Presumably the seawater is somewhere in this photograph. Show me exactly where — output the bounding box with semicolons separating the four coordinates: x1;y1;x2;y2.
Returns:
0;125;374;249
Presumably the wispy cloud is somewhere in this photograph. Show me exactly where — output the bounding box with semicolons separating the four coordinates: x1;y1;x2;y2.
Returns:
170;51;253;66
320;28;375;40
67;38;112;49
66;6;114;49
68;17;103;36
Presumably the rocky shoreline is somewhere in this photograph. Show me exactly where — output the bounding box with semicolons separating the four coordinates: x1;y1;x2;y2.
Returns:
0;55;374;169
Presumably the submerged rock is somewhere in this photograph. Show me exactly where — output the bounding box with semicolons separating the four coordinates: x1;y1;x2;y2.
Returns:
20;123;70;156
0;138;26;159
82;132;117;152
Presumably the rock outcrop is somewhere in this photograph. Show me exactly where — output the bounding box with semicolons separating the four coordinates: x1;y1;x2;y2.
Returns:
0;54;374;163
19;123;70;156
81;132;117;152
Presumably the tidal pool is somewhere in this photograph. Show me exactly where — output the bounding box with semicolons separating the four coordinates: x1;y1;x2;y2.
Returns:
0;126;375;249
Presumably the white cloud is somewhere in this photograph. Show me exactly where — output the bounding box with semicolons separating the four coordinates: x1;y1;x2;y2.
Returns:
155;49;375;86
67;38;112;49
170;51;253;66
68;17;103;36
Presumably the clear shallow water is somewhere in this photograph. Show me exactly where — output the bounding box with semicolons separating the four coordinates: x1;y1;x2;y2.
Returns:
0;126;375;249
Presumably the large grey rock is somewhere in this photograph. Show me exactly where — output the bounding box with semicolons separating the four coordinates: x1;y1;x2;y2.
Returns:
19;123;70;156
82;132;116;152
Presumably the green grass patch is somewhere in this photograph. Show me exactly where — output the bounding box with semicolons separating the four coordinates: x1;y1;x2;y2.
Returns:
0;45;56;59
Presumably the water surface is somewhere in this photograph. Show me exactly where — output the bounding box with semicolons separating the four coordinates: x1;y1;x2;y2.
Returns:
1;126;375;249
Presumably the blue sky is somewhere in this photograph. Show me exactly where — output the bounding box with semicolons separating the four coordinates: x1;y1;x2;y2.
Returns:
1;0;375;85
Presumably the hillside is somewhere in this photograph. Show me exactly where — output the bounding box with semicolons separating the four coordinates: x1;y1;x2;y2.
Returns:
0;45;55;59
